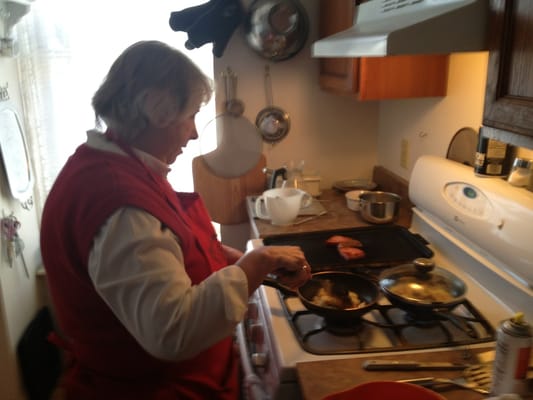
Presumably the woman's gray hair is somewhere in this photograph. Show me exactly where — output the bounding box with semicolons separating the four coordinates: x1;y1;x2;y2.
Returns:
92;40;213;143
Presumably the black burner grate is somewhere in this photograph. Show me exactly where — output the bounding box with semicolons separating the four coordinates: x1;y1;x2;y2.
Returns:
278;290;496;356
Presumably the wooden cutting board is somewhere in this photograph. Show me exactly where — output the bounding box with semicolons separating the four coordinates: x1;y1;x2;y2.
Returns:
192;154;267;225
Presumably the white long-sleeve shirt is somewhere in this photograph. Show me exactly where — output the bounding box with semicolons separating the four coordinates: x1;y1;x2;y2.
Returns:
85;131;248;361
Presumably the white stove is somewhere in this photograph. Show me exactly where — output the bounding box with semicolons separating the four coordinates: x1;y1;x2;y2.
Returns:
237;155;533;400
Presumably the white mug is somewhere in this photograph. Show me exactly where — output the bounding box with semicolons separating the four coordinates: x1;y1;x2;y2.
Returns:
255;188;312;226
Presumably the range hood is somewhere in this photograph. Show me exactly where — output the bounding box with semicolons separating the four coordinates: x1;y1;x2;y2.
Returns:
312;0;488;58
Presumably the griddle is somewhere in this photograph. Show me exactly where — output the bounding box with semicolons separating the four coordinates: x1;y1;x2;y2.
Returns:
263;225;433;269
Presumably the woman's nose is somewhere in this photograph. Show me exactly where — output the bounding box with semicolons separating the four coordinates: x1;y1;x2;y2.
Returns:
191;126;199;140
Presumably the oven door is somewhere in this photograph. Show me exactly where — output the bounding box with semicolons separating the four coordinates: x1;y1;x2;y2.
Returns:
237;288;303;400
236;321;268;400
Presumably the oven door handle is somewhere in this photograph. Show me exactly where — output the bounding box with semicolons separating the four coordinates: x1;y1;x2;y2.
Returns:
236;322;269;400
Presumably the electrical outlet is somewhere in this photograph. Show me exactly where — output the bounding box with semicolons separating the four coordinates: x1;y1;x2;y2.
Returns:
400;139;409;169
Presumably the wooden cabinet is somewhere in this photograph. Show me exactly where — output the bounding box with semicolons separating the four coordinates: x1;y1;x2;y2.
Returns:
483;0;533;139
318;0;449;101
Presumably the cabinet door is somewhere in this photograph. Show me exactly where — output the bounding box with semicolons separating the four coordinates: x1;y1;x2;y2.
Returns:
359;55;449;100
318;0;449;101
483;0;533;138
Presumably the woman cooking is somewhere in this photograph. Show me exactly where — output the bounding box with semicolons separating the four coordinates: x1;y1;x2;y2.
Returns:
40;40;311;400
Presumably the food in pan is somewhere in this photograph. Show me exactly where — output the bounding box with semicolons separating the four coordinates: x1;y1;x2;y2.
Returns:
388;278;455;303
311;287;367;309
337;245;366;260
325;235;363;248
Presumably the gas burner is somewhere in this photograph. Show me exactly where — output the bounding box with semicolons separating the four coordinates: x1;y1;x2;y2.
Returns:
278;290;495;355
404;312;443;327
322;318;365;336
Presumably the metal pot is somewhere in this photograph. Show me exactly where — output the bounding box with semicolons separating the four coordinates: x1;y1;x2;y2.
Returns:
378;258;477;337
243;0;309;62
263;271;380;323
359;191;401;224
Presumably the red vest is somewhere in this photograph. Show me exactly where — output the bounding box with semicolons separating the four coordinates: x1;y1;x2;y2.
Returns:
40;144;239;399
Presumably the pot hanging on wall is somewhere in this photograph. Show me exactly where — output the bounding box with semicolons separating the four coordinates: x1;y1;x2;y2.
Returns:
243;0;309;62
256;65;290;143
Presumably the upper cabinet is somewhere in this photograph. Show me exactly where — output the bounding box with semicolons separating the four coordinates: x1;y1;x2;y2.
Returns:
317;0;450;101
483;0;533;139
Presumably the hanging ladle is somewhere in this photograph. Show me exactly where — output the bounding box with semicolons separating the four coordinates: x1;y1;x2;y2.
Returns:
224;67;245;117
256;65;290;143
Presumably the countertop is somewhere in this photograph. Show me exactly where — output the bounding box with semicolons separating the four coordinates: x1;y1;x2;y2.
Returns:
296;347;533;400
247;188;412;239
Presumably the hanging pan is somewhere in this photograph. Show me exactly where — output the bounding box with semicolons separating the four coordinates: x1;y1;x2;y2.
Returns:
200;67;262;178
256;65;290;144
244;0;309;62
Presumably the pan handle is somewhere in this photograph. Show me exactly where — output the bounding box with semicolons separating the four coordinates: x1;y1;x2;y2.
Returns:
262;275;297;296
433;308;478;338
267;167;287;189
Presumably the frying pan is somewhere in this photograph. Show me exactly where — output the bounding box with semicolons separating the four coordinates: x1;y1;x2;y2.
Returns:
378;258;477;338
263;271;380;323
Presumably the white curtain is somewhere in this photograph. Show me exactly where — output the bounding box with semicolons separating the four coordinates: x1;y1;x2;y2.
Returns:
15;0;216;217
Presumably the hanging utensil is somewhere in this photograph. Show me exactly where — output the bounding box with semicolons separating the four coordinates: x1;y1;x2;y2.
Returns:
256;65;290;143
224;68;245;117
199;67;262;178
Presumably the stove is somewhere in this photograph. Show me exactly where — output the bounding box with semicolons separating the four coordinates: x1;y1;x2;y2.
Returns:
278;290;494;356
237;155;533;400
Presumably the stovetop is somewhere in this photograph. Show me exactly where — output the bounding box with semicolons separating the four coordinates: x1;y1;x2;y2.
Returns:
277;288;495;356
239;157;533;400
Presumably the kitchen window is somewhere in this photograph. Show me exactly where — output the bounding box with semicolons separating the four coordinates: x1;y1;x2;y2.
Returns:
15;0;215;215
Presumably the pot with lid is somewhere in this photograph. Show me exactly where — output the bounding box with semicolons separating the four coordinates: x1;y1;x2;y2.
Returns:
378;258;477;337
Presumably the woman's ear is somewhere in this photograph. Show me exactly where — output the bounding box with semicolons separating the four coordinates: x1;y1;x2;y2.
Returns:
141;89;179;128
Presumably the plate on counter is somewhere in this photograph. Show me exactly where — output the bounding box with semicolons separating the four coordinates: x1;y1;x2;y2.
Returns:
333;179;377;192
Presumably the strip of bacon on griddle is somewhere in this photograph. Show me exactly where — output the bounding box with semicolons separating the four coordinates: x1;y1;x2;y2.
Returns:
325;235;363;248
337;245;366;260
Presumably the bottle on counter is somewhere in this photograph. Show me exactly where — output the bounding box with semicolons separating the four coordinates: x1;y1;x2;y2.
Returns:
490;312;532;396
474;135;514;177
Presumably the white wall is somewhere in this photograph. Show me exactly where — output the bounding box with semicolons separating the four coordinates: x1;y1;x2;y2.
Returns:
377;51;533;180
0;56;46;400
377;52;490;180
214;1;380;189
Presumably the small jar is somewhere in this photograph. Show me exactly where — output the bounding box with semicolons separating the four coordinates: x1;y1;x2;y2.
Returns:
507;158;532;188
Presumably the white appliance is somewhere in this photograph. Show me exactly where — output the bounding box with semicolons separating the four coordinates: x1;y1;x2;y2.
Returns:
312;0;488;58
237;155;533;400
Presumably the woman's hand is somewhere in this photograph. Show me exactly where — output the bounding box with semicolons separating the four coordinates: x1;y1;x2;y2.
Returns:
235;245;311;294
221;244;244;265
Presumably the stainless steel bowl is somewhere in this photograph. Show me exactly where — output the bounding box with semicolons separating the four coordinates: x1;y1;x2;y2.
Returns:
359;191;401;224
243;0;309;62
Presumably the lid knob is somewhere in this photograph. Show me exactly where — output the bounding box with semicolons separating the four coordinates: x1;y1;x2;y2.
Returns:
413;258;435;274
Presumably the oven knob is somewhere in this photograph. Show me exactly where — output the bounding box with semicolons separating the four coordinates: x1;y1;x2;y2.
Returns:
246;301;259;321
248;323;264;345
251;352;269;369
